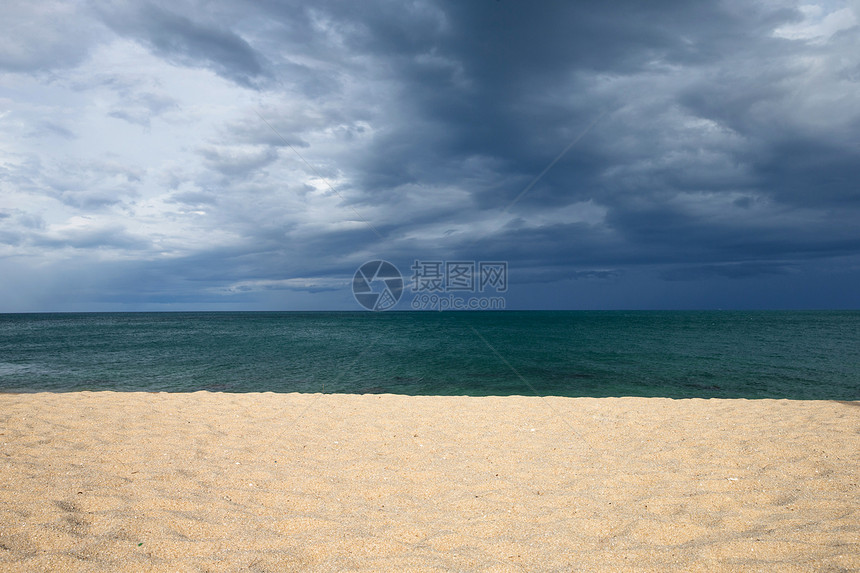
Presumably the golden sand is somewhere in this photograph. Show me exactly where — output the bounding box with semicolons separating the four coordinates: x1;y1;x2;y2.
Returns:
0;392;857;572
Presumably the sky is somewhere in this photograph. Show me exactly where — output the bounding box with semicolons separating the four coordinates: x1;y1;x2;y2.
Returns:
1;0;859;311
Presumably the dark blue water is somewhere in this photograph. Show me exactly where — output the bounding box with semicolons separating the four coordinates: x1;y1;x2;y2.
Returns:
0;311;857;399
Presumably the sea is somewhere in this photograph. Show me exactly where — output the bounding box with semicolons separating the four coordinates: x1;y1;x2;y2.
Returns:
0;311;857;399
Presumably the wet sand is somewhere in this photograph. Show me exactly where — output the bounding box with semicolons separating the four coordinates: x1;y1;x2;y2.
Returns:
0;392;858;571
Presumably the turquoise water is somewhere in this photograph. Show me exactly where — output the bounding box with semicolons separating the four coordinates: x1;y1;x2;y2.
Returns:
0;311;857;399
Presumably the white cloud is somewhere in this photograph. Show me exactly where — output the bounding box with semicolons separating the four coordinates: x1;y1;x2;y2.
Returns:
773;3;857;42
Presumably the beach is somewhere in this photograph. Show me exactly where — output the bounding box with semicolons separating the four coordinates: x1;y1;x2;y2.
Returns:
0;392;857;572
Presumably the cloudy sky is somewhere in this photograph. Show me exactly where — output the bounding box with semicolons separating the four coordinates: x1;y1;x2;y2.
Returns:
1;0;859;311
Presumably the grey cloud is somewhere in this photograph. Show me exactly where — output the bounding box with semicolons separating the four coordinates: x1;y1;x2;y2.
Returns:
199;145;279;178
108;92;180;127
3;0;859;310
229;109;320;149
659;262;797;281
30;122;77;140
168;191;219;206
1;154;144;211
40;160;144;209
111;1;860;302
0;1;103;72
754;139;860;208
25;223;149;251
512;267;623;285
0;210;46;233
98;2;269;88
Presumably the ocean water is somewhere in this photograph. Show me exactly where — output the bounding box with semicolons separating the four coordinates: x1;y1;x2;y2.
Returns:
0;311;857;399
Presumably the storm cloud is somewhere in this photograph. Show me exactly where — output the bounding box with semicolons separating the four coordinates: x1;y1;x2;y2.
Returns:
0;0;858;310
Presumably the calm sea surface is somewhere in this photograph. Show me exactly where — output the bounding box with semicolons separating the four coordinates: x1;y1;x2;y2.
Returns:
0;311;857;399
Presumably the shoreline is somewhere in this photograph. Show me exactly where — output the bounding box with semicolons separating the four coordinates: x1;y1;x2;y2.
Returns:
1;392;857;571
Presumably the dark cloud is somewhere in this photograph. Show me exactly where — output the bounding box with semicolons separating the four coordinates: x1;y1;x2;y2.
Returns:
754;139;860;208
289;0;859;292
659;262;797;281
1;0;859;310
337;1;798;197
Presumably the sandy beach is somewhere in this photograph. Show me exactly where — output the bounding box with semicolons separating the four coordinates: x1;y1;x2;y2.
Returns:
0;392;857;572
